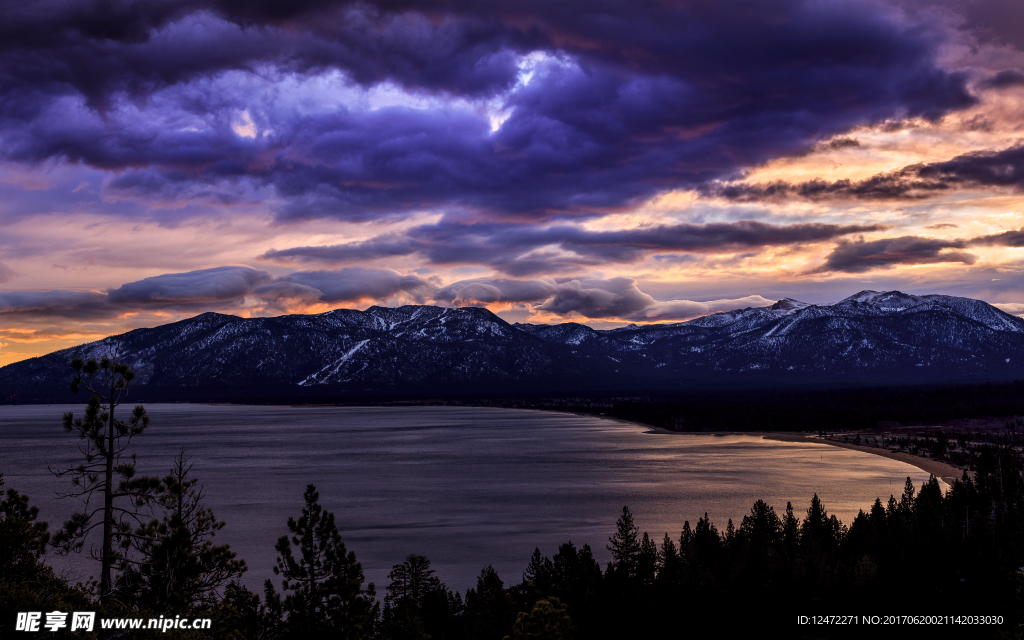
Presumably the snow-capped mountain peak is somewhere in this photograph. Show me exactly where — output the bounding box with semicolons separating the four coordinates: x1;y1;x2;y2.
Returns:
834;290;923;310
3;291;1024;401
769;298;812;314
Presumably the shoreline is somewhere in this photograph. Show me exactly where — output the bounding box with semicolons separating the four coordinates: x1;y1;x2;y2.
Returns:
640;421;966;483
760;433;966;482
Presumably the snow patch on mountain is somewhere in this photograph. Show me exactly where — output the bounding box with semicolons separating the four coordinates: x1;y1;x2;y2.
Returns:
298;339;370;386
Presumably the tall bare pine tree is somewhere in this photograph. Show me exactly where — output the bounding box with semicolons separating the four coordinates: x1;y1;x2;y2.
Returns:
51;348;159;604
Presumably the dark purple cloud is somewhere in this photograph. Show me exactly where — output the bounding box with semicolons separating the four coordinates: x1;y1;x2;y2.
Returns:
0;290;110;318
818;137;862;151
0;2;524;107
812;236;976;273
706;145;1024;202
276;268;433;303
979;70;1024;90
263;218;887;276
919;145;1024;189
915;0;1024;50
107;266;272;303
0;0;977;221
972;227;1024;247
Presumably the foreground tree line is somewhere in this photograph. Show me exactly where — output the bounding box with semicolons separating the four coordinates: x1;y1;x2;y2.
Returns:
2;357;1024;637
5;467;1023;638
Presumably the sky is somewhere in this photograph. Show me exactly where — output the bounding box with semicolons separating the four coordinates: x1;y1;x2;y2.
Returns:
3;0;1024;366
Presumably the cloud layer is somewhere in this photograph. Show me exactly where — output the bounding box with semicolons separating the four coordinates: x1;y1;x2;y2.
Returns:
813;236;977;273
264;219;888;276
439;277;774;321
705;145;1024;202
809;227;1024;273
108;266;272;303
0;266;774;324
0;266;434;319
0;0;977;221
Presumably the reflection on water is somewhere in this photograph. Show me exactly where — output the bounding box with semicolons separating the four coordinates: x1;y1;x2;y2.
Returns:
0;404;932;592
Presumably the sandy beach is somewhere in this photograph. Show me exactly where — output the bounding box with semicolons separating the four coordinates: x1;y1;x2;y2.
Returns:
761;433;966;483
640;421;967;483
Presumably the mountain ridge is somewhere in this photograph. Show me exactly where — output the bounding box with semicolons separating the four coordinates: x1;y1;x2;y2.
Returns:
3;290;1024;402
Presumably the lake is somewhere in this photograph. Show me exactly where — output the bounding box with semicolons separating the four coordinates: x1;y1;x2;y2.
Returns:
0;404;933;593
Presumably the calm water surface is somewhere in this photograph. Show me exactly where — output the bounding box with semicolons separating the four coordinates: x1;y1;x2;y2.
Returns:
0;404;932;592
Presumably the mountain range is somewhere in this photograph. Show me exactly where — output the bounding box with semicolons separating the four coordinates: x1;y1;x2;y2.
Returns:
3;290;1024;402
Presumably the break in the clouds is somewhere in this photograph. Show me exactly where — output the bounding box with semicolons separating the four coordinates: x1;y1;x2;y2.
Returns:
0;0;977;220
263;219;888;276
